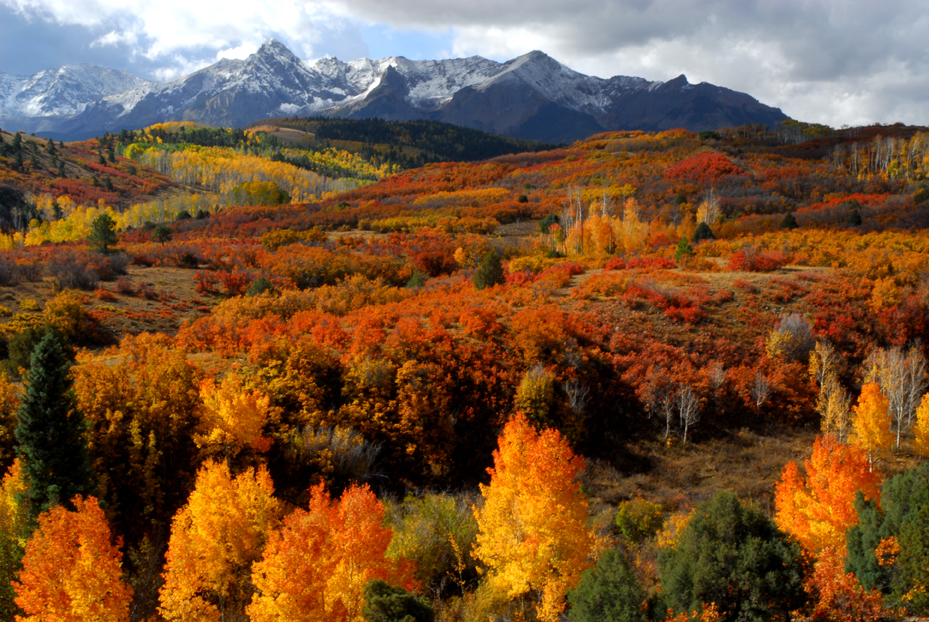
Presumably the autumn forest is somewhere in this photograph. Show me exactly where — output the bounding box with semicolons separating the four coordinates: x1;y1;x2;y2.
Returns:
0;117;927;622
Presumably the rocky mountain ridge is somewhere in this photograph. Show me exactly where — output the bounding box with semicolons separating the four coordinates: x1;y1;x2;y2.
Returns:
0;38;788;143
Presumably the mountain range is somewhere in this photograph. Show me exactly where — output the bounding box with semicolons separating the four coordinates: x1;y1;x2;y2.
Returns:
0;38;789;143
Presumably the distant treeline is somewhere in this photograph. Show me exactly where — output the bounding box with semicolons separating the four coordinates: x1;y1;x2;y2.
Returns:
259;117;557;167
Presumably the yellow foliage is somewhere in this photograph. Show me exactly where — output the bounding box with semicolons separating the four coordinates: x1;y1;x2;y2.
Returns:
852;383;894;461
473;414;595;622
159;461;281;622
195;373;276;459
913;393;929;457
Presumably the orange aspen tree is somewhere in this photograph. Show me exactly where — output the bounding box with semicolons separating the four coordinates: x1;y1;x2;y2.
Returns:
774;435;881;553
13;496;132;622
472;413;595;622
248;483;416;622
159;461;281;622
852;382;894;462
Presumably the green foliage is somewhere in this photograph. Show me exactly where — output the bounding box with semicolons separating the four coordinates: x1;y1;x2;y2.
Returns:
262;117;555;169
615;498;664;544
658;491;808;622
692;222;716;242
540;213;560;233
567;549;647;622
899;504;929;613
14;332;94;521
779;212;798;230
405;272;427;289
3;324;60;379
229;181;290;207
674;237;694;261
386;493;478;596
246;276;274;297
847;205;863;226
914;186;929;205
88;213;117;254
698;131;722;141
362;579;434;622
514;364;556;427
151;224;172;246
473;252;504;290
847;461;929;612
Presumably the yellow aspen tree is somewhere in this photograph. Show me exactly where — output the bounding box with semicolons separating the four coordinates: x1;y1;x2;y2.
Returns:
13;496;132;622
0;460;28;617
913;393;929;457
473;413;595;622
195;373;276;460
159;461;281;622
852;382;894;462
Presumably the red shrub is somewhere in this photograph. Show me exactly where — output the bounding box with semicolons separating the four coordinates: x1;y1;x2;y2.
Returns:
727;249;789;272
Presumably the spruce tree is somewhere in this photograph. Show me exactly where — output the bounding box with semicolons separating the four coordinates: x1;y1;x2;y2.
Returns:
473;251;504;290
89;213;118;254
14;332;94;519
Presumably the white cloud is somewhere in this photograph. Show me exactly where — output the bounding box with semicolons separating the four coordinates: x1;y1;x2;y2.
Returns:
1;0;369;72
329;0;929;126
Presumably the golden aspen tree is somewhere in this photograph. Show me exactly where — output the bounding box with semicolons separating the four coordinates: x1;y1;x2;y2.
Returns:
774;435;881;553
0;460;28;618
195;373;276;460
913;393;929;457
473;413;595;622
852;382;894;462
159;461;281;622
13;496;132;622
248;483;416;622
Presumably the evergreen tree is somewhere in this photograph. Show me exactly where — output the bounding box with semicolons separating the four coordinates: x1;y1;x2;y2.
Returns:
567;549;647;622
848;208;863;226
779;212;799;230
674;237;694;261
692;221;716;242
362;579;434;622
151;224;173;246
473;251;505;290
847;461;929;613
14;333;94;520
659;491;808;622
88;213;117;254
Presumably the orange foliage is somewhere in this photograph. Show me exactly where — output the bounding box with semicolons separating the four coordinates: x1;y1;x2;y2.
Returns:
805;547;885;622
248;483;416;622
774;435;881;553
13;496;132;622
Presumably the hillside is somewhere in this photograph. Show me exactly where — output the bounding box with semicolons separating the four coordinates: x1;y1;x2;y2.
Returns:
0;122;927;620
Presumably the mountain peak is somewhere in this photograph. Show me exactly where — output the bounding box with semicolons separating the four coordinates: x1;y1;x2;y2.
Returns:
256;38;299;61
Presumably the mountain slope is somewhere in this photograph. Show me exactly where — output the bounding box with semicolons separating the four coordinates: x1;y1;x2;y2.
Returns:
1;39;789;143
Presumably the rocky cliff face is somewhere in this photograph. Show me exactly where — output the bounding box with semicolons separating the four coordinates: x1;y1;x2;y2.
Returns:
0;39;788;142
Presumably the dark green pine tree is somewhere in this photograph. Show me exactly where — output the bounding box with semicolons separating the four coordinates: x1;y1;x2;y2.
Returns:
473;251;505;290
14;332;94;520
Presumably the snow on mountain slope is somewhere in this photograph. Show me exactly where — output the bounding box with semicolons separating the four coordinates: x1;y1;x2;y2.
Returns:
0;38;788;142
0;65;151;117
474;51;654;115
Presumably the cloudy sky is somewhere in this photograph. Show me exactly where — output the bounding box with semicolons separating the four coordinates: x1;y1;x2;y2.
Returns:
1;0;927;127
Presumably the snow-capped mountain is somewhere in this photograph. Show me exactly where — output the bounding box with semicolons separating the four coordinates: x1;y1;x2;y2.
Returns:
0;39;788;143
0;65;151;118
